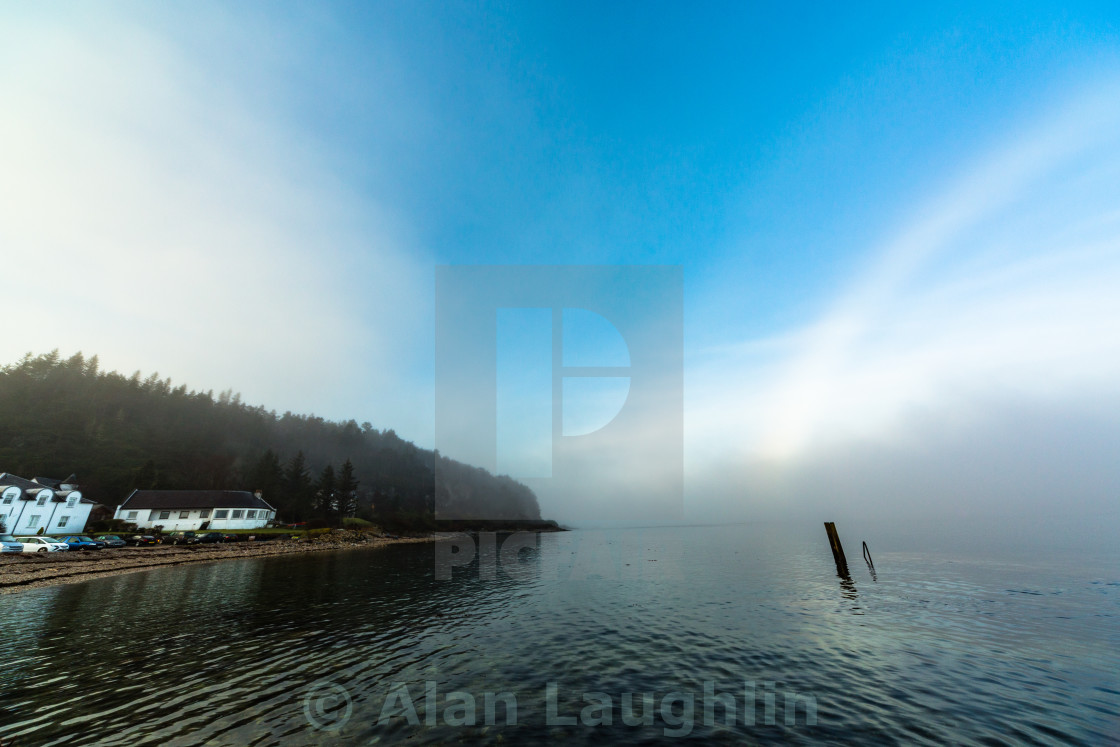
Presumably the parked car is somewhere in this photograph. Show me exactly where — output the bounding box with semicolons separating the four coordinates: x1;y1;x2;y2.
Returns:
127;535;161;546
167;531;200;545
94;535;127;548
58;535;103;551
221;533;243;542
195;532;225;543
0;534;26;553
16;536;69;552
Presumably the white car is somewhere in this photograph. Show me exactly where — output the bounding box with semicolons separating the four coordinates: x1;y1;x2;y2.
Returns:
15;536;69;553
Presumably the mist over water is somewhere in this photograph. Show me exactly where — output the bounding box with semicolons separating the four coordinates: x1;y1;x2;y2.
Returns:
1;524;1116;745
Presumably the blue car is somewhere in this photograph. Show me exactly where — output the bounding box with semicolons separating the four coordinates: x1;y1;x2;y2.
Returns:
0;534;25;553
57;535;103;551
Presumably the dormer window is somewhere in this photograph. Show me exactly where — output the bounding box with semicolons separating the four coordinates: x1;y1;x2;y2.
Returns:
36;495;47;506
66;497;77;508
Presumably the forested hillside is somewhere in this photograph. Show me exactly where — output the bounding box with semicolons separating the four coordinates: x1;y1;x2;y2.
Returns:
0;351;545;529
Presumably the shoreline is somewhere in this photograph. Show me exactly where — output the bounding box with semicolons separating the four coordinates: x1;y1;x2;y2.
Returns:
0;534;435;594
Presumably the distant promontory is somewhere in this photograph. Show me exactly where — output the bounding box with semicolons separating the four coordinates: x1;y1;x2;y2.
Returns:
0;351;552;531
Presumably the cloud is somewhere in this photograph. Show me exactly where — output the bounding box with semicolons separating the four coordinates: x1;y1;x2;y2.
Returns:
685;81;1120;517
0;6;428;428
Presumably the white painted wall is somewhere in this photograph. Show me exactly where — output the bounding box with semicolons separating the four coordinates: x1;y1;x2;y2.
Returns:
113;506;275;531
0;486;20;533
0;489;91;535
47;497;93;535
4;489;54;535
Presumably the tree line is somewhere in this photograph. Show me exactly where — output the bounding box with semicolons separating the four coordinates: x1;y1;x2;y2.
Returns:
0;351;548;530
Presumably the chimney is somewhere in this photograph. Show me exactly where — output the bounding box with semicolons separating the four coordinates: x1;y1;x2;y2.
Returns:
254;490;263;500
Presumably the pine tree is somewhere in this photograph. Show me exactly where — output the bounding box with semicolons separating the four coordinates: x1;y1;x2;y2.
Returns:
336;458;359;525
251;449;283;500
315;463;336;521
132;459;160;490
282;451;314;522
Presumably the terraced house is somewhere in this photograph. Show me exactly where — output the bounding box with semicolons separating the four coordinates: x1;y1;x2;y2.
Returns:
113;490;277;531
0;473;95;535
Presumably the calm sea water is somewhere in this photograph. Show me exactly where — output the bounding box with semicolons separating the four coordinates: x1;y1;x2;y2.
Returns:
0;523;1117;745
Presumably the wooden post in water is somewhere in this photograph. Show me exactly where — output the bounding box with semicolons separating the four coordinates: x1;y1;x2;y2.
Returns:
824;522;849;574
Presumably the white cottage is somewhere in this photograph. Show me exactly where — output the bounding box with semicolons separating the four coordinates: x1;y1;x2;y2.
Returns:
0;473;95;535
114;490;276;531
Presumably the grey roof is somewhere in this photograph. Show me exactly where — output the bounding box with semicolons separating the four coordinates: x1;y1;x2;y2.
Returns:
33;476;74;489
0;474;55;499
0;473;40;491
32;477;93;503
120;490;275;511
0;473;95;503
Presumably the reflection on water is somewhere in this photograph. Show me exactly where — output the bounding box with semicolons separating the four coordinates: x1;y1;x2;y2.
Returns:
837;572;859;605
0;525;1117;745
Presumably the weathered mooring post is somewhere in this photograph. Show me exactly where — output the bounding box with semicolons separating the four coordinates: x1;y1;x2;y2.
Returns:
823;521;848;575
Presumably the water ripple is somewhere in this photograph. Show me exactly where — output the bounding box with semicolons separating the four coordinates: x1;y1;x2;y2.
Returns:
0;527;1116;745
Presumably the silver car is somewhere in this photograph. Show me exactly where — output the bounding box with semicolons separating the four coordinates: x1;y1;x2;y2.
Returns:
17;536;70;552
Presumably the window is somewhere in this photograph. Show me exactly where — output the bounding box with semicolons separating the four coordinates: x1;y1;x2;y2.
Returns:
231;510;244;519
66;497;77;508
245;510;256;519
127;511;138;520
36;495;47;506
200;509;210;519
179;511;190;519
2;494;12;505
27;515;40;528
214;510;229;519
159;511;171;520
57;516;69;528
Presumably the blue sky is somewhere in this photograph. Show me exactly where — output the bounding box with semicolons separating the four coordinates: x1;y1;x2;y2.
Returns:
2;1;1119;521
